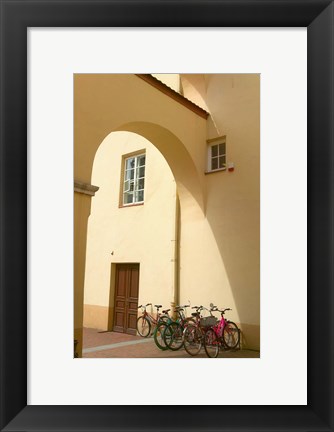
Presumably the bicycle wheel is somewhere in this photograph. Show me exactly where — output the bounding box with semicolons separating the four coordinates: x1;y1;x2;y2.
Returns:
223;321;240;349
204;328;219;358
183;325;202;356
164;322;184;351
154;322;168;350
136;316;151;337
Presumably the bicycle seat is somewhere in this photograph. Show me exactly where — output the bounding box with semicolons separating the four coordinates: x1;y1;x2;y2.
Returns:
191;312;200;317
162;309;170;314
154;304;162;308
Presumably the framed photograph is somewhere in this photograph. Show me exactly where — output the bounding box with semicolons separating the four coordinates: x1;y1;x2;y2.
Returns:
1;1;333;431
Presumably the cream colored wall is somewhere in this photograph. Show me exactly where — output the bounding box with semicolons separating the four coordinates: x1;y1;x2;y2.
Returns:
152;74;180;92
179;74;260;333
83;132;177;329
179;74;209;111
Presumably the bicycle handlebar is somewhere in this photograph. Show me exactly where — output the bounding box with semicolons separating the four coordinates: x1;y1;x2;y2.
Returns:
175;304;190;311
217;307;232;314
207;305;232;315
138;303;231;314
138;303;152;309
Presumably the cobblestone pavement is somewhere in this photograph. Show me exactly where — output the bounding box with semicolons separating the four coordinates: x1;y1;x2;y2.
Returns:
83;328;260;358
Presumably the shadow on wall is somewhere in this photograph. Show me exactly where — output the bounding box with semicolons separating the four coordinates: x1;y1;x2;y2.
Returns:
205;198;260;350
116;122;206;217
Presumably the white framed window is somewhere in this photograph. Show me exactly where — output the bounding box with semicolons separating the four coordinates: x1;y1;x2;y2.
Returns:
207;138;226;172
122;153;146;205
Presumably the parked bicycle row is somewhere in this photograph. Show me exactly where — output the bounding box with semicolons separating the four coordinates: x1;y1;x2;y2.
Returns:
136;303;240;358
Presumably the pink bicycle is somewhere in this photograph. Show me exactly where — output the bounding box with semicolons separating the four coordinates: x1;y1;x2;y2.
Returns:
203;307;240;358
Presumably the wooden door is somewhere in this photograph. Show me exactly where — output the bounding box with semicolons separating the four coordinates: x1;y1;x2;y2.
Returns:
113;264;139;335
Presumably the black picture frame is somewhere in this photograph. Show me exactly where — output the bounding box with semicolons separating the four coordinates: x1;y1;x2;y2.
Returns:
1;0;333;431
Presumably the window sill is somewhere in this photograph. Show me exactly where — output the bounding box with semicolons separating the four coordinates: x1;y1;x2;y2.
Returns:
119;202;144;209
205;168;226;175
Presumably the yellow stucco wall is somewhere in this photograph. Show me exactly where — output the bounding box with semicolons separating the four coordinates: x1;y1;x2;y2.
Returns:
179;74;260;332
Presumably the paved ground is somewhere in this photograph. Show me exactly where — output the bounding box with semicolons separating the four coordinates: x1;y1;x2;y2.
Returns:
82;327;260;358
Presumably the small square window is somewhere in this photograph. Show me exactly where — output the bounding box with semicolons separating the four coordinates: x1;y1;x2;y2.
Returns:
207;139;226;172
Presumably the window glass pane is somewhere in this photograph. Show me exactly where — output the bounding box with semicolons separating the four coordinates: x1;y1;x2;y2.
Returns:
219;156;226;169
125;169;134;180
211;157;218;170
128;158;136;170
138;166;145;178
219;143;226;155
136;190;144;202
123;179;130;192
123;192;133;204
138;155;146;166
211;145;218;157
138;178;145;190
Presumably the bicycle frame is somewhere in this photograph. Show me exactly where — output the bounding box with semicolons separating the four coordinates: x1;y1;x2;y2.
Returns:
139;304;169;328
141;309;157;326
210;308;240;350
213;315;226;338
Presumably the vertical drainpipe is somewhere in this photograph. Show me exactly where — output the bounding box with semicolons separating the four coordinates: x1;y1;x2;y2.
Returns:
171;188;180;318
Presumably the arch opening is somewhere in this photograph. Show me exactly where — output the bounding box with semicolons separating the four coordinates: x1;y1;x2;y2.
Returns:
83;126;204;335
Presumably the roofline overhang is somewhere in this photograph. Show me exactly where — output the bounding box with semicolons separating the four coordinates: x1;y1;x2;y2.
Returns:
136;74;209;120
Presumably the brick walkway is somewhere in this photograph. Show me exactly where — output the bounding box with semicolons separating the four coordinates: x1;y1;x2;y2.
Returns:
82;328;260;358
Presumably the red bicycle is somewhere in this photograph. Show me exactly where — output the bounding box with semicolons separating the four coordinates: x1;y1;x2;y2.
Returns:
182;305;217;356
203;307;240;358
136;303;170;337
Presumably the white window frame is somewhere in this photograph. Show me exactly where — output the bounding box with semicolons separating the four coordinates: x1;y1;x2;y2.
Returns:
207;138;226;173
122;152;146;206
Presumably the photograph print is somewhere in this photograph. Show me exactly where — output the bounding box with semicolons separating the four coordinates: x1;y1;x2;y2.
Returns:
74;73;260;359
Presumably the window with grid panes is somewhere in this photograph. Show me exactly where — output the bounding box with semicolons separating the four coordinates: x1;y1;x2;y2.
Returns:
208;140;226;172
123;153;146;205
